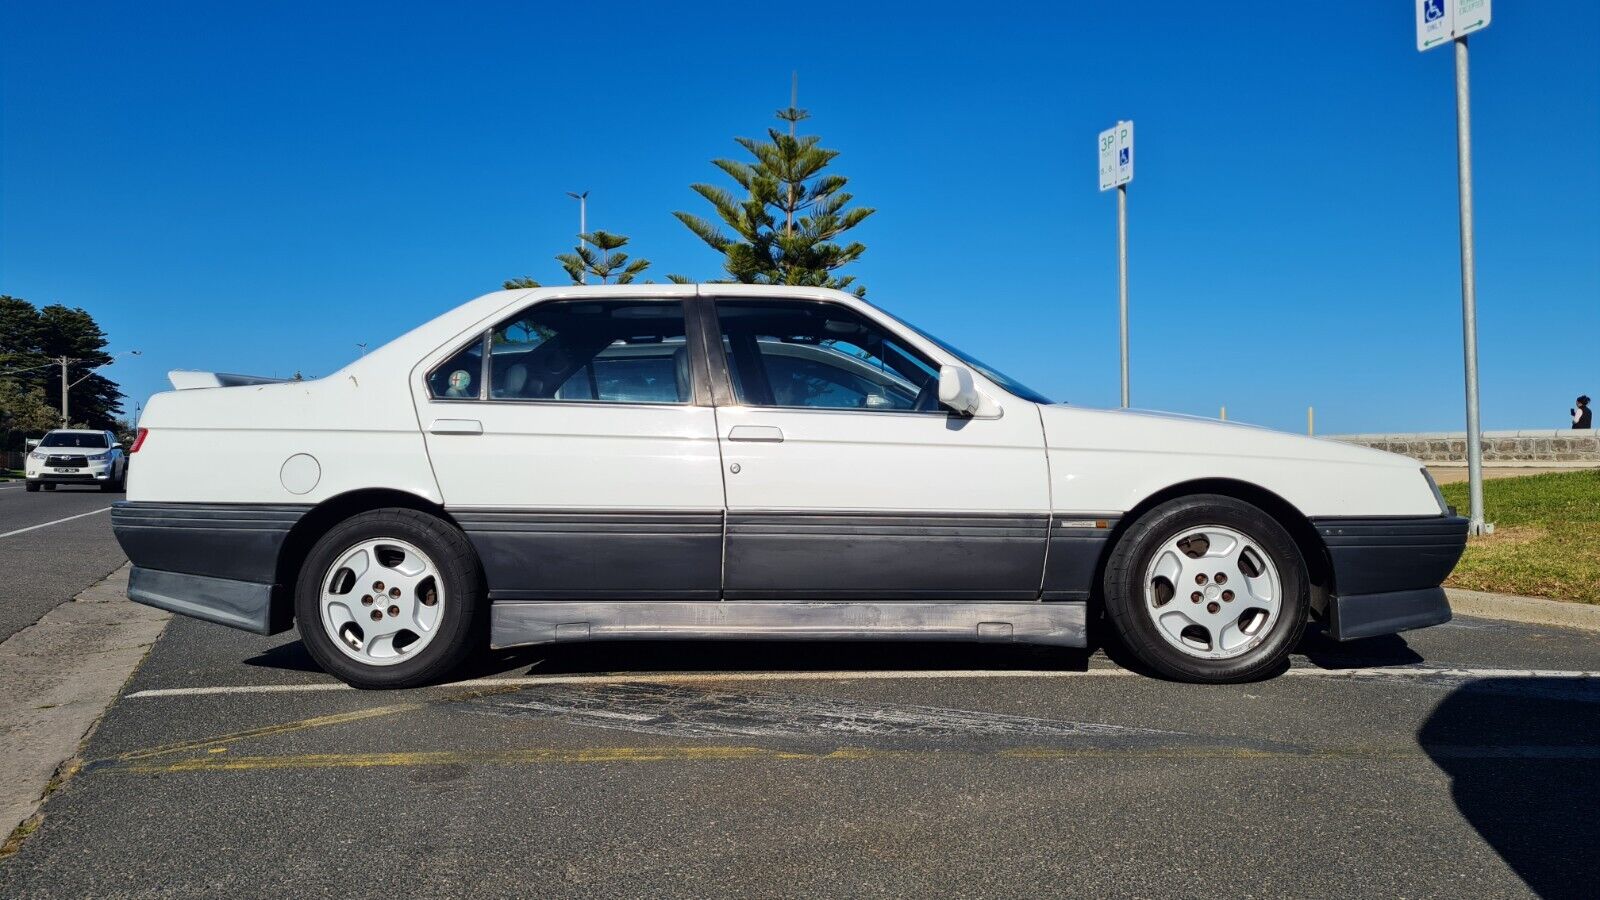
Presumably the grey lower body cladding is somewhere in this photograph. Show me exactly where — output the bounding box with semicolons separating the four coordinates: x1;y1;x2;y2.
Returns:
462;507;1100;650
110;502;1464;650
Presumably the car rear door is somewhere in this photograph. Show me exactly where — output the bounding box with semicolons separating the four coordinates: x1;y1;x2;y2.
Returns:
412;289;725;601
700;291;1051;600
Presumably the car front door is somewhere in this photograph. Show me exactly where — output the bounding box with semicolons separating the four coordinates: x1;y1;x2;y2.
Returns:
703;293;1051;600
413;291;725;601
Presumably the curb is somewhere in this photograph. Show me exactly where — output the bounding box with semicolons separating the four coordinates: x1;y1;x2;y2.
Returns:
1447;587;1600;633
0;565;169;851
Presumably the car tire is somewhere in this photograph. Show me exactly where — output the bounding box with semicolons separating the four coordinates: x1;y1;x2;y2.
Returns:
24;481;39;493
1103;494;1309;683
42;483;56;491
294;508;485;689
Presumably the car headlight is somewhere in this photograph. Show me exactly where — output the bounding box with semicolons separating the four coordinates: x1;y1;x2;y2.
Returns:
28;451;46;461
1421;468;1452;516
85;452;109;461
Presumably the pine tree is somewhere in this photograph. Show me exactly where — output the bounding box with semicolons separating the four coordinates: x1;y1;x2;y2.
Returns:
675;98;874;296
555;231;650;284
502;276;541;290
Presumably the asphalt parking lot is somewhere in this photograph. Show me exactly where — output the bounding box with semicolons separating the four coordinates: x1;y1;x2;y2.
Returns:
1;492;1598;898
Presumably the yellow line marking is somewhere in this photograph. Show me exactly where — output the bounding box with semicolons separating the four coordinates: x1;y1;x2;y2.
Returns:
101;744;1464;774
114;703;424;761
111;683;532;762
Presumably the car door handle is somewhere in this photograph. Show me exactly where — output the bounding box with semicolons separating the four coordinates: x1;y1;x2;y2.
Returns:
727;425;784;443
428;418;483;435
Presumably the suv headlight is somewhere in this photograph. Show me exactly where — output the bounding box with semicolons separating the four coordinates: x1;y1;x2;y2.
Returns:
28;451;46;461
85;451;109;461
1421;468;1452;516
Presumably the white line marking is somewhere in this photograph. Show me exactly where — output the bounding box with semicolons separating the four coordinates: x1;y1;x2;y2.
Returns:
122;665;1600;699
0;506;112;539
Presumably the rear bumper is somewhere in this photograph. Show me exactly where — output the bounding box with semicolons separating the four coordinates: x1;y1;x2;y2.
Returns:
112;502;308;634
1314;515;1469;641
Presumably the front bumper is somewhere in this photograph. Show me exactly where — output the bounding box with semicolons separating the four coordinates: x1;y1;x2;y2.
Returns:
27;463;115;483
1314;515;1470;641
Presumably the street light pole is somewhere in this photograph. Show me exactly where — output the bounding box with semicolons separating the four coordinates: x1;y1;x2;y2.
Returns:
1454;36;1485;535
566;190;589;284
59;357;70;429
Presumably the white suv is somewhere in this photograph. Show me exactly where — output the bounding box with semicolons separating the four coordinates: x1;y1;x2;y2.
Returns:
25;429;128;493
112;285;1467;688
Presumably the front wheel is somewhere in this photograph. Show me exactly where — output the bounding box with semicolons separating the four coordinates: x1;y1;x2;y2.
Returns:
24;481;40;493
1103;494;1309;683
295;508;485;689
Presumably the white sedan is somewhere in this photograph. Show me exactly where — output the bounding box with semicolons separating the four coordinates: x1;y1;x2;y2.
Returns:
113;285;1467;687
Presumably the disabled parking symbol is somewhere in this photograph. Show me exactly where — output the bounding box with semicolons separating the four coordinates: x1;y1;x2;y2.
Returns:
1423;0;1445;22
1119;147;1129;166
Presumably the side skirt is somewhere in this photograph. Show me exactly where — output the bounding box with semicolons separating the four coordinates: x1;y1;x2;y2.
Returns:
490;600;1087;650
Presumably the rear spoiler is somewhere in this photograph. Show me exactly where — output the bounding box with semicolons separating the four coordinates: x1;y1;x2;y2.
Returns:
167;370;291;390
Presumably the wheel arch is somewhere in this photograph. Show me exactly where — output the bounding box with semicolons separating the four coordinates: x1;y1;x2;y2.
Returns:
269;488;469;631
1093;478;1334;616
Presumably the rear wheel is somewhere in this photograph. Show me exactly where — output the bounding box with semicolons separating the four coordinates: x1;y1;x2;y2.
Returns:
295;508;484;689
1104;494;1309;683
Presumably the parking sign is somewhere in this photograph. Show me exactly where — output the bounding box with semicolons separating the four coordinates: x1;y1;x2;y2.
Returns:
1417;0;1491;52
1098;121;1133;191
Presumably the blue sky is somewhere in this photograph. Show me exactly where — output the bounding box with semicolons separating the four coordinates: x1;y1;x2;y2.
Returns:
3;1;1596;434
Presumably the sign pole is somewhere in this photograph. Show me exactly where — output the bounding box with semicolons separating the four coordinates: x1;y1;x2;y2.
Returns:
1454;35;1485;535
1117;183;1130;408
1099;119;1134;408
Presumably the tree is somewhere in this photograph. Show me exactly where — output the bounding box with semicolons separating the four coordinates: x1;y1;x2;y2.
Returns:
0;378;57;450
0;296;125;435
502;276;542;290
675;102;875;296
556;231;650;285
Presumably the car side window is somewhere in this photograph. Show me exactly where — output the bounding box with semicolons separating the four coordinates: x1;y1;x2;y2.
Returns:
486;300;691;404
714;300;939;412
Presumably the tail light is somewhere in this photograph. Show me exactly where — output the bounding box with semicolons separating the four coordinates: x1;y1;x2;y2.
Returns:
129;428;148;453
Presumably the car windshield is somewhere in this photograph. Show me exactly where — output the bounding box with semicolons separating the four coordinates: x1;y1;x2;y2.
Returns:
40;432;108;449
881;312;1054;405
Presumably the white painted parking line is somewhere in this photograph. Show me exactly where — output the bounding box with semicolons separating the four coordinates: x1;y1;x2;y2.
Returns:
121;665;1600;699
0;506;112;539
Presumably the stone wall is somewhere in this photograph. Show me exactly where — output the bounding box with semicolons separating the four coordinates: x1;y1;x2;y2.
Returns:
1327;430;1600;465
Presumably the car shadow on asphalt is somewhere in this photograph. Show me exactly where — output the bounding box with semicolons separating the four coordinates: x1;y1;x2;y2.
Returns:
463;639;1096;679
1418;677;1600;900
242;640;324;673
1294;625;1426;669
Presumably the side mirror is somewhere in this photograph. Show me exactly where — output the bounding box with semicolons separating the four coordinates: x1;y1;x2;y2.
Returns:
938;365;980;416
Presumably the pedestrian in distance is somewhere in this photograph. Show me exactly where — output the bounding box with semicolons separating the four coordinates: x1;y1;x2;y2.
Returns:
1574;395;1593;429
